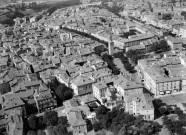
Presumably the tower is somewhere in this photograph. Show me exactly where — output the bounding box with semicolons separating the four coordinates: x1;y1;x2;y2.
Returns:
108;34;114;55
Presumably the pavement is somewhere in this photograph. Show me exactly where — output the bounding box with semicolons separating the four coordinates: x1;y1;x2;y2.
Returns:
160;93;186;104
160;93;186;113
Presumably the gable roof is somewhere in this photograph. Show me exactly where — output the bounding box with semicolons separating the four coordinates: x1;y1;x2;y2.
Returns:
68;111;86;127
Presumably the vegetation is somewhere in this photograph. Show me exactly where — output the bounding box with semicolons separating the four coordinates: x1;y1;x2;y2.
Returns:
153;99;186;134
126;40;171;65
28;115;39;130
94;45;107;56
26;130;37;135
181;11;186;20
126;49;146;65
162;114;186;135
33;0;80;13
0;82;11;95
102;53;120;75
162;13;172;20
101;1;123;16
26;115;46;135
45;113;72;135
54;83;73;104
0;128;6;135
43;110;58;126
113;50;134;72
37;130;46;135
0;0;81;25
26;111;70;135
93;105;162;135
48;78;73;106
153;99;184;118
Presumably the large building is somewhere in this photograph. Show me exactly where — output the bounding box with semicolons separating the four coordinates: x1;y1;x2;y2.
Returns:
71;75;94;96
138;56;186;97
125;93;154;120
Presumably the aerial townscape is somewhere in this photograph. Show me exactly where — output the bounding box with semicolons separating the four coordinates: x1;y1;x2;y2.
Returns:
0;0;186;135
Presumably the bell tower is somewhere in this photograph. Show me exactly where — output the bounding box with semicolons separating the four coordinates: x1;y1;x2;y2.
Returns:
108;34;114;55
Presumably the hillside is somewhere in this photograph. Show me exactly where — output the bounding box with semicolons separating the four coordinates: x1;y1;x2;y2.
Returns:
0;0;80;25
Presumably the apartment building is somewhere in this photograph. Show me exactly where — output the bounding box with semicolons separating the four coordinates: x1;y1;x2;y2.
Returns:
138;57;186;97
71;75;94;96
125;93;154;120
92;82;107;102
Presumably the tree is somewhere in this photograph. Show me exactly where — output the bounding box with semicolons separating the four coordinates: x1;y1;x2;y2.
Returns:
153;99;163;107
38;116;46;129
160;40;171;52
86;119;93;132
54;84;73;102
118;125;127;135
47;126;56;135
43;111;58;126
174;107;183;115
0;82;11;95
63;88;73;100
93;121;103;132
134;115;144;127
181;11;186;20
95;105;110;121
166;105;173;114
48;78;60;91
162;13;172;20
102;54;113;62
53;125;67;135
37;130;46;135
28;115;38;130
94;45;107;56
58;116;68;127
112;67;120;75
178;114;186;121
158;106;167;115
27;130;37;135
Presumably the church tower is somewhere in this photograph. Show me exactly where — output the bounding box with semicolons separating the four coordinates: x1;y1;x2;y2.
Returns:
108;34;114;55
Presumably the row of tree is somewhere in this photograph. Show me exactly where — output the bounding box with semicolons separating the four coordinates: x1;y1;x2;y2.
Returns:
126;40;171;65
102;53;120;75
93;105;162;135
113;50;134;72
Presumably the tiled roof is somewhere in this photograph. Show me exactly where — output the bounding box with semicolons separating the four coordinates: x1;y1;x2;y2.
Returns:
71;75;94;86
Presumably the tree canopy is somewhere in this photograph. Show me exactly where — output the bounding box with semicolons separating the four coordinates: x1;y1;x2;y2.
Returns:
54;83;73;102
28;115;38;130
26;130;37;135
94;105;162;135
102;53;120;75
0;82;11;95
37;130;46;135
181;11;186;20
58;116;68;127
43;111;58;126
95;105;110;121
